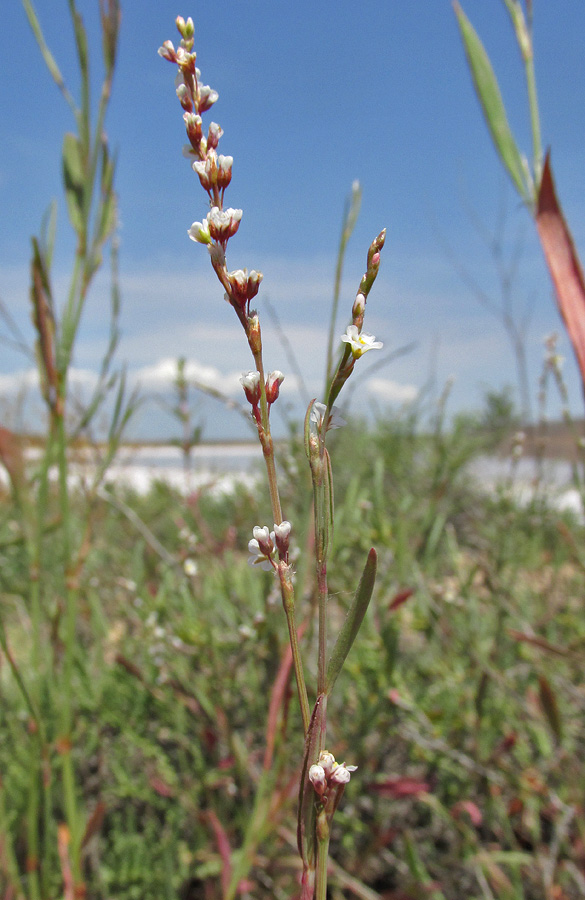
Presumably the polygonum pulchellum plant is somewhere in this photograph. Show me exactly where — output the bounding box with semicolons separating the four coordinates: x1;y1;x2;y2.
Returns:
159;16;386;899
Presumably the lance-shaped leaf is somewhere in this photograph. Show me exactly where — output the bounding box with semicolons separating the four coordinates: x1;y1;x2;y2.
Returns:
454;2;531;206
326;547;377;694
297;694;328;879
62;132;85;234
536;152;585;394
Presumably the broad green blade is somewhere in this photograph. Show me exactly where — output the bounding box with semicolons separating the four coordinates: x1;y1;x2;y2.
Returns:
325;547;377;694
454;3;530;205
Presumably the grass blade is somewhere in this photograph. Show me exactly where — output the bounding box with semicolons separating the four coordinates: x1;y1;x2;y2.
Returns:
454;2;531;206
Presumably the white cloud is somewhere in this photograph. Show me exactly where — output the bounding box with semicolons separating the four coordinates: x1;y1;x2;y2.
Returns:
366;377;418;404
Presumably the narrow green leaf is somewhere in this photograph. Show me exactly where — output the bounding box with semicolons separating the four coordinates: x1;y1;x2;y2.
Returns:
22;0;77;116
454;2;530;205
326;547;377;694
62;133;85;233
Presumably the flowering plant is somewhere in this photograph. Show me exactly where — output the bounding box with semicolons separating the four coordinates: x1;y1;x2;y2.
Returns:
160;16;386;899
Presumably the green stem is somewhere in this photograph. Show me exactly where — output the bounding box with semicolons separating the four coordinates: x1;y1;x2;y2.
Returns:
524;49;542;188
278;565;311;735
315;806;330;900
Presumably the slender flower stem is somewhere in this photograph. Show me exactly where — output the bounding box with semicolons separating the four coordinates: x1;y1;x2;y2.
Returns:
315;806;330;900
278;564;311;734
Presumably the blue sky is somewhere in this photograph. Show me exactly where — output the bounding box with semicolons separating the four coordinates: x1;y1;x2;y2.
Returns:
1;1;585;439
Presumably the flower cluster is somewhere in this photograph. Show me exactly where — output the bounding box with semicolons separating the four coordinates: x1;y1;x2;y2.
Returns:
247;521;292;570
158;16;262;324
308;751;357;823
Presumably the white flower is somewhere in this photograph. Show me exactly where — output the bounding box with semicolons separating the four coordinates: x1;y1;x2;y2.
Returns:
188;217;211;244
247;525;275;571
184;558;198;577
341;324;383;358
310;401;346;433
207;206;242;241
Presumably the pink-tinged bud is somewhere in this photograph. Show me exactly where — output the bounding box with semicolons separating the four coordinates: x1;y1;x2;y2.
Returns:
207;207;242;242
207;122;224;150
193;151;218;191
247;270;263;300
265;370;284;405
330;764;357;785
309;764;327;796
318;751;336;776
251;525;273;556
229;269;248;306
217;155;233;190
370;252;380;268
176;83;193;112
184;112;203;148
199;84;219;113
247;315;262;354
352;292;366;319
240;371;261;406
272;520;292;555
158;40;177;62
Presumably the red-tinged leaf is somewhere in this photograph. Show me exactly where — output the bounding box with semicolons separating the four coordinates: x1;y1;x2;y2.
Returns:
369;777;430;799
81;801;106;848
149;776;174;798
451;800;483;826
508;628;568;657
538;674;563;745
536;152;585;392
203;809;232;896
389;588;415;612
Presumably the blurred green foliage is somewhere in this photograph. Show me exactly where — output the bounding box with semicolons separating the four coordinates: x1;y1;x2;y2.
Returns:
1;410;584;900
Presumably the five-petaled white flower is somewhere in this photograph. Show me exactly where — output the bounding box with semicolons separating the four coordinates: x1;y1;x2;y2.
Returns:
310;402;346;433
341;324;383;358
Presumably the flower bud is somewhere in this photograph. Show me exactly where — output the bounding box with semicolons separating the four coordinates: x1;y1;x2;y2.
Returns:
184;112;203;149
247;270;263;301
188;217;211;245
199;84;219;113
352;292;366;320
330;764;357;785
158;40;177;62
251;525;273;556
247;315;262;354
318;751;336;776
265;370;284;405
217;155;233;190
240;371;261;406
273;520;292;556
309;764;327;796
176;83;193;112
208;122;224;150
207;207;242;242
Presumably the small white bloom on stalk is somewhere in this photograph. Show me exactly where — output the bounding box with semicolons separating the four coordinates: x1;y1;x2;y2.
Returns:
193;151;218;190
207;122;224;149
217;155;233;190
272;520;292;556
330;763;357;785
265;370;284;405
309;764;327;796
310;401;346;434
341;324;383;358
176;83;193;112
188;217;211;244
247;525;275;571
198;84;219;112
240;371;261;405
208;206;242;242
184;112;203;148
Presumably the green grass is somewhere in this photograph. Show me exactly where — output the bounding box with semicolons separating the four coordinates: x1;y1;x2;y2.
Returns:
1;414;584;900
